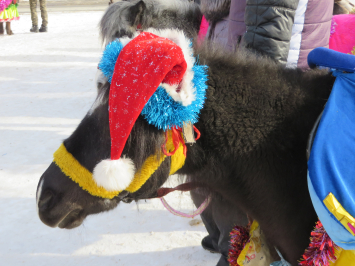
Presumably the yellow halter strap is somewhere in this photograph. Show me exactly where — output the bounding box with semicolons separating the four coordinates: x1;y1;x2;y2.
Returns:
53;131;186;199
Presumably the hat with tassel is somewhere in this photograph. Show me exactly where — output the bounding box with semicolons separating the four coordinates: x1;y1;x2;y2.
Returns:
93;29;207;192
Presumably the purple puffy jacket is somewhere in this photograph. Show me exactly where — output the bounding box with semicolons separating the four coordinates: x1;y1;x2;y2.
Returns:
201;0;334;69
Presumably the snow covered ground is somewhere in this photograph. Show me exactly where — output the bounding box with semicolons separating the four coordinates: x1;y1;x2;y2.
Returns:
0;12;218;266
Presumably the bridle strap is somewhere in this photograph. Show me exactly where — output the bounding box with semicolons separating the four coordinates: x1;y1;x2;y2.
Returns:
149;182;211;218
150;182;205;199
160;195;212;218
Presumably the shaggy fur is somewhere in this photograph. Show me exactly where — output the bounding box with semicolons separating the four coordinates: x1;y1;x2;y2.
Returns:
37;2;336;266
200;0;230;22
181;45;334;265
99;0;202;45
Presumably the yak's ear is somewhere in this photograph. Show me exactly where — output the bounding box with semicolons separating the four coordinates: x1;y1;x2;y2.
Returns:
127;0;146;27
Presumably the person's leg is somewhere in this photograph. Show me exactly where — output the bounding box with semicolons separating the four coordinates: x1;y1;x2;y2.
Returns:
0;22;4;34
6;22;13;35
29;0;39;32
39;0;48;32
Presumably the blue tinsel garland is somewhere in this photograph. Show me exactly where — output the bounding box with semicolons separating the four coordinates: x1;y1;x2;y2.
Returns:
98;39;208;130
99;40;124;83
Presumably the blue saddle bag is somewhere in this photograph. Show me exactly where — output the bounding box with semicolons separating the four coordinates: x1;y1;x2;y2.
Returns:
307;48;355;249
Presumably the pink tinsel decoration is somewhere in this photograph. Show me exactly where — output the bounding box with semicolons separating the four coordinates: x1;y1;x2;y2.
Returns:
197;16;209;43
299;221;339;266
0;0;12;13
228;224;250;266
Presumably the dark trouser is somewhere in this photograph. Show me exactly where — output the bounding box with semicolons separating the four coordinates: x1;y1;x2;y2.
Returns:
30;0;48;26
191;190;248;266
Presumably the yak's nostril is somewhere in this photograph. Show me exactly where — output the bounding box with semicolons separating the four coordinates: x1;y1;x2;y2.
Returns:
38;189;54;210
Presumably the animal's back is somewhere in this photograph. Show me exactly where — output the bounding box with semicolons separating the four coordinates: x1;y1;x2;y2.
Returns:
190;46;336;265
196;46;335;157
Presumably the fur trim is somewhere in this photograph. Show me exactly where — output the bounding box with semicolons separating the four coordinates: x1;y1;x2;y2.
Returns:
201;0;231;22
93;158;136;192
146;28;196;106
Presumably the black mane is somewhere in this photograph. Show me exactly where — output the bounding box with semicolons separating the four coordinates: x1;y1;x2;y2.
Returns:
100;0;202;45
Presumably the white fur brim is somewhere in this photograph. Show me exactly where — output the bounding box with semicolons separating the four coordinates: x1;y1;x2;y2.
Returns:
93;157;136;191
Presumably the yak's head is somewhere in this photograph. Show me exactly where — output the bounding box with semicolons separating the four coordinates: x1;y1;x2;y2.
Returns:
36;20;208;229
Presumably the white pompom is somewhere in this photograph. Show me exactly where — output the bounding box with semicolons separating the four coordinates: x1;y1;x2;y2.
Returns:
93;158;136;191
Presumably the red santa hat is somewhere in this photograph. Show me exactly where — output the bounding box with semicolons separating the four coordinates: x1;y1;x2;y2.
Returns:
93;30;194;192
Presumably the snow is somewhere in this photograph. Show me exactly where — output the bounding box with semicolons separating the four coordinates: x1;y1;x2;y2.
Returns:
0;12;218;266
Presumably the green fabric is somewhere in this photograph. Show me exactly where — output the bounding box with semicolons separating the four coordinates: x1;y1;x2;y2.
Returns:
0;4;19;21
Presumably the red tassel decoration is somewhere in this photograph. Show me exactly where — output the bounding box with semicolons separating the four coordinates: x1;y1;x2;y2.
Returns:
228;224;251;266
299;221;339;266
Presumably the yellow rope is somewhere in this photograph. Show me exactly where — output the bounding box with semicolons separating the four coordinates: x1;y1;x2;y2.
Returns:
53;131;186;199
125;134;185;192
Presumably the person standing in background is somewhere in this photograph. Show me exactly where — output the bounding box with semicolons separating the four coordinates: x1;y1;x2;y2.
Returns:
0;0;19;35
201;0;335;70
29;0;48;32
227;0;334;69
